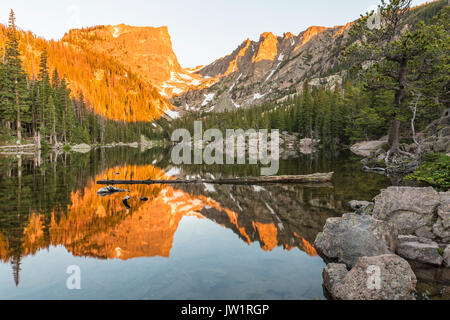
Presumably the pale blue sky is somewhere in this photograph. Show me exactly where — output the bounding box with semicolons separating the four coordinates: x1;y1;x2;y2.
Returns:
0;0;432;67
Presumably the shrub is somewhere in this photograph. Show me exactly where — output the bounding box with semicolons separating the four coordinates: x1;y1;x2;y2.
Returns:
406;153;450;190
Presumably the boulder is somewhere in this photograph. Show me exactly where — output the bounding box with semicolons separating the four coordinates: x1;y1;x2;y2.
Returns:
396;236;443;266
331;254;417;300
444;246;450;267
438;192;450;229
349;200;374;215
349;200;373;211
314;213;398;268
372;187;440;235
322;263;348;295
350;139;387;157
432;220;450;242
433;193;450;242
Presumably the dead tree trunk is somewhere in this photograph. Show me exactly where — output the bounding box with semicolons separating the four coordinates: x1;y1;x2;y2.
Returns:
97;172;334;186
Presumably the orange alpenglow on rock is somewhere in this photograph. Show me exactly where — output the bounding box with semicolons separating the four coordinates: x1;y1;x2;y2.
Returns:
294;232;318;257
294;26;328;51
2;165;246;261
252;32;279;63
224;39;251;75
252;222;278;251
0;24;179;122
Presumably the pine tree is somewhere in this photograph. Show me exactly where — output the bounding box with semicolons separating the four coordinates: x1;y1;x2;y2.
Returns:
37;50;51;141
345;0;448;155
1;10;30;142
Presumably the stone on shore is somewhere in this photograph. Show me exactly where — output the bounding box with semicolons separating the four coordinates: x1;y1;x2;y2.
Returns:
350;139;387;157
349;200;374;215
349;200;373;211
372;187;440;235
314;213;397;268
322;263;348;295
331;254;417;300
444;245;450;267
438;192;450;229
396;236;443;266
432;192;450;242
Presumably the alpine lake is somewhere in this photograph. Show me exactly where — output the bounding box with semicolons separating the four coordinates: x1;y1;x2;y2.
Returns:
0;146;447;300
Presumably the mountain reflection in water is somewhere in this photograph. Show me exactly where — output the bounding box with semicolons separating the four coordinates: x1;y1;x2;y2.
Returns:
1;164;321;267
0;148;390;299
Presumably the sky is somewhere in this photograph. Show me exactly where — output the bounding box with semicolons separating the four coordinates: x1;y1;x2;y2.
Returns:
0;0;432;68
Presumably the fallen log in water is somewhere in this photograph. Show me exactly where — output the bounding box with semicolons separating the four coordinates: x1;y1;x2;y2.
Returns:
97;172;334;186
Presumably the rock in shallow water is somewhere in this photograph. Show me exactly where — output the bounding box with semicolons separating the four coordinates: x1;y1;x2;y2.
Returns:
314;213;398;268
330;254;417;300
396;236;443;266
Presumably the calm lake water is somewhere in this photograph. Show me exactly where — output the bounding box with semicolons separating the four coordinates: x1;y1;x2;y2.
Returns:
0;146;409;300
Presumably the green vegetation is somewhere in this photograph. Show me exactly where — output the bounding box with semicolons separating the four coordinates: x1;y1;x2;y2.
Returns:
344;0;449;157
406;153;450;190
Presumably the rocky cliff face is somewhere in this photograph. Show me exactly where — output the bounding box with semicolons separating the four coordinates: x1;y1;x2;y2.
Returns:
64;25;184;84
171;24;353;115
56;22;355;119
62;25;213;101
0;24;174;122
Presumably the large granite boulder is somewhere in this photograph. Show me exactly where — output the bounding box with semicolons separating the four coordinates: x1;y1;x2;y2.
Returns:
396;236;443;266
330;254;417;300
372;187;440;235
314;213;398;268
350;139;387;157
433;192;450;242
444;246;450;267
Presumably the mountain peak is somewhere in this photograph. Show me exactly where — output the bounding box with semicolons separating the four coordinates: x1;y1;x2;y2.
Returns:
253;32;278;63
63;24;183;84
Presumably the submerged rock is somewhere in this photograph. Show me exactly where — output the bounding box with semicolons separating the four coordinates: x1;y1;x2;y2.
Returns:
314;213;397;268
97;186;128;196
396;236;443;266
372;187;440;236
331;254;417;300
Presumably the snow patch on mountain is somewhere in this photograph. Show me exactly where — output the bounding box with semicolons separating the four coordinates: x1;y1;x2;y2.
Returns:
202;93;215;106
165;109;180;119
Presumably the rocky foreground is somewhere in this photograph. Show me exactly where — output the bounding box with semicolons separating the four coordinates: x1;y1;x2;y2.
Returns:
315;187;450;300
